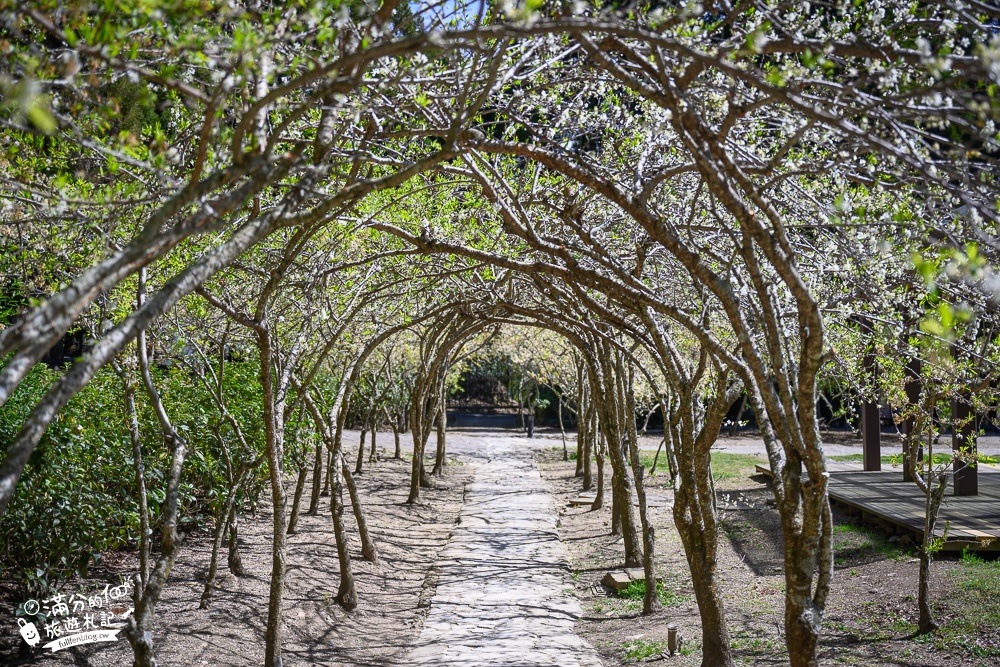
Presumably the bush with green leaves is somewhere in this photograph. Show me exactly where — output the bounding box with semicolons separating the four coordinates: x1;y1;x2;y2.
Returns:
0;354;301;594
0;365;145;593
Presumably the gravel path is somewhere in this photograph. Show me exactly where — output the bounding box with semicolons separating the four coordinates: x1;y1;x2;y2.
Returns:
401;435;603;667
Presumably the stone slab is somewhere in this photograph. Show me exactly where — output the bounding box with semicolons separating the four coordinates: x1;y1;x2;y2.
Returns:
399;440;605;666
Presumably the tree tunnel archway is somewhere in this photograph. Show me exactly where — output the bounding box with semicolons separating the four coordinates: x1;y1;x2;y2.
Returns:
2;5;1000;667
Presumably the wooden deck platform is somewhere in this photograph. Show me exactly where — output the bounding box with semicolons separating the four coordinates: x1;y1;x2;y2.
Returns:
828;467;1000;551
753;463;1000;551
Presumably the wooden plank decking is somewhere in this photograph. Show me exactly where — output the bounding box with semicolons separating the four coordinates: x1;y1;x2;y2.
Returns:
827;466;1000;551
753;463;1000;551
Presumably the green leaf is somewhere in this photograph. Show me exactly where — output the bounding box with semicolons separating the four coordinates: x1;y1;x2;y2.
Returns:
27;103;56;134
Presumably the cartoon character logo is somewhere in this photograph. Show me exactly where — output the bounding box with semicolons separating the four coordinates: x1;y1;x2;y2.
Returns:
17;617;41;647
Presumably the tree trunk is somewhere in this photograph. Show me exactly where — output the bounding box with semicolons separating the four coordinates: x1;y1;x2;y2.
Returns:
674;451;734;667
729;393;747;437
341;459;379;564
322;449;333;496
517;380;525;430
591;435;604;510
917;548;937;634
785;587;820;667
122;375;150;588
226;501;247;577
330;452;357;609
633;464;657;615
407;395;426;504
201;474;246;608
308;441;323;515
126;281;187;667
286;461;310;535
781;491;833;667
607;442;642;567
596;358;641;569
432;384;447;476
621;360;657;616
392;414;402;459
126;434;187;667
419;429;434;488
575;363;586;477
610;469;622;536
583;400;594;490
355;428;367;475
649;437;664;476
200;506;229;610
302;390;355;609
369;422;378;463
918;435;948;634
258;330;288;667
558;393;568;461
683;530;734;667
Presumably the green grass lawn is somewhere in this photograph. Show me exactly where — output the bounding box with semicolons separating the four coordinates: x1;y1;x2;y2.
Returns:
711;452;767;480
828;453;899;464
621;638;670;662
831;521;908;564
614;578;688;607
916;550;1000;660
638;451;764;480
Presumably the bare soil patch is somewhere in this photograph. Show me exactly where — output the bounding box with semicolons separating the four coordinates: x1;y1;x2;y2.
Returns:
2;432;472;667
5;431;996;667
538;446;1000;667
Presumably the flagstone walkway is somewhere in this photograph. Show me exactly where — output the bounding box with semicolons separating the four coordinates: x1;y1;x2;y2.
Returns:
400;436;604;666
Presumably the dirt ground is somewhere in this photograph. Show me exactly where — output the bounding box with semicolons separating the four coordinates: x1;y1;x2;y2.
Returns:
3;428;998;667
1;431;473;667
539;436;1000;667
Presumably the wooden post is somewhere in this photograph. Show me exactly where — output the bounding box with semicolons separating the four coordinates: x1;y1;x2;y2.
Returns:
859;318;881;471
861;402;881;471
902;357;922;483
951;395;978;496
667;624;678;656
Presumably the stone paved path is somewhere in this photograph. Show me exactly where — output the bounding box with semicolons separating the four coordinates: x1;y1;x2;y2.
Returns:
400;436;604;666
